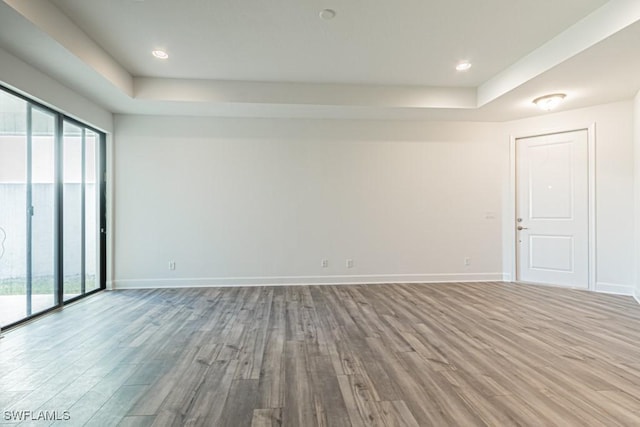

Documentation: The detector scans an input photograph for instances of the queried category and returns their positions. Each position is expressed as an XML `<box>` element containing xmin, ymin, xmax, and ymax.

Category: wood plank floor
<box><xmin>2</xmin><ymin>282</ymin><xmax>640</xmax><ymax>426</ymax></box>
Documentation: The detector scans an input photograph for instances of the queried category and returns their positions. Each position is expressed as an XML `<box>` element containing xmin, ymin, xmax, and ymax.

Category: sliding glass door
<box><xmin>0</xmin><ymin>86</ymin><xmax>105</xmax><ymax>329</ymax></box>
<box><xmin>63</xmin><ymin>121</ymin><xmax>82</xmax><ymax>300</ymax></box>
<box><xmin>62</xmin><ymin>122</ymin><xmax>101</xmax><ymax>299</ymax></box>
<box><xmin>29</xmin><ymin>107</ymin><xmax>57</xmax><ymax>314</ymax></box>
<box><xmin>85</xmin><ymin>129</ymin><xmax>100</xmax><ymax>293</ymax></box>
<box><xmin>0</xmin><ymin>90</ymin><xmax>29</xmax><ymax>326</ymax></box>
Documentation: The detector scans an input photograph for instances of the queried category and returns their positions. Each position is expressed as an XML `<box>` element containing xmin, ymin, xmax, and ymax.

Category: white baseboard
<box><xmin>112</xmin><ymin>272</ymin><xmax>505</xmax><ymax>290</ymax></box>
<box><xmin>595</xmin><ymin>282</ymin><xmax>634</xmax><ymax>296</ymax></box>
<box><xmin>634</xmin><ymin>288</ymin><xmax>640</xmax><ymax>305</ymax></box>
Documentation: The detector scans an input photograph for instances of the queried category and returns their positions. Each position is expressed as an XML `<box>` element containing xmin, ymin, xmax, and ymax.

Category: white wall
<box><xmin>114</xmin><ymin>102</ymin><xmax>636</xmax><ymax>292</ymax></box>
<box><xmin>113</xmin><ymin>115</ymin><xmax>505</xmax><ymax>288</ymax></box>
<box><xmin>503</xmin><ymin>100</ymin><xmax>635</xmax><ymax>295</ymax></box>
<box><xmin>1</xmin><ymin>41</ymin><xmax>636</xmax><ymax>295</ymax></box>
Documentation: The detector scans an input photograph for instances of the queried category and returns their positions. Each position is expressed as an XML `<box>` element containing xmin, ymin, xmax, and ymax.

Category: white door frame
<box><xmin>508</xmin><ymin>124</ymin><xmax>596</xmax><ymax>290</ymax></box>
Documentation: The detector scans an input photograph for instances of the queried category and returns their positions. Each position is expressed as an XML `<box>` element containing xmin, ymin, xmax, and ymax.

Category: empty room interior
<box><xmin>3</xmin><ymin>0</ymin><xmax>640</xmax><ymax>425</ymax></box>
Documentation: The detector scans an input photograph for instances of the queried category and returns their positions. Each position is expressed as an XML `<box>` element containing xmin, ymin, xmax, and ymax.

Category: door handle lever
<box><xmin>517</xmin><ymin>226</ymin><xmax>528</xmax><ymax>230</ymax></box>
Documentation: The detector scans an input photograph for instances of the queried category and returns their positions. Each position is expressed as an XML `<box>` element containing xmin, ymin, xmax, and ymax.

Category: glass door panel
<box><xmin>85</xmin><ymin>130</ymin><xmax>99</xmax><ymax>292</ymax></box>
<box><xmin>62</xmin><ymin>122</ymin><xmax>82</xmax><ymax>300</ymax></box>
<box><xmin>0</xmin><ymin>91</ymin><xmax>28</xmax><ymax>326</ymax></box>
<box><xmin>30</xmin><ymin>108</ymin><xmax>56</xmax><ymax>314</ymax></box>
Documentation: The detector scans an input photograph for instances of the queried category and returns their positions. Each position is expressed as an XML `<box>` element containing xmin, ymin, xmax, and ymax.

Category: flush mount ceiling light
<box><xmin>533</xmin><ymin>93</ymin><xmax>566</xmax><ymax>111</ymax></box>
<box><xmin>319</xmin><ymin>9</ymin><xmax>336</xmax><ymax>20</ymax></box>
<box><xmin>152</xmin><ymin>49</ymin><xmax>169</xmax><ymax>59</ymax></box>
<box><xmin>456</xmin><ymin>61</ymin><xmax>472</xmax><ymax>71</ymax></box>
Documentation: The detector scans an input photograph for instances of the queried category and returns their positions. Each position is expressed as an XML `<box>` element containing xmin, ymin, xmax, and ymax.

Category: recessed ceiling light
<box><xmin>319</xmin><ymin>9</ymin><xmax>336</xmax><ymax>20</ymax></box>
<box><xmin>456</xmin><ymin>61</ymin><xmax>472</xmax><ymax>71</ymax></box>
<box><xmin>533</xmin><ymin>93</ymin><xmax>566</xmax><ymax>111</ymax></box>
<box><xmin>152</xmin><ymin>50</ymin><xmax>169</xmax><ymax>59</ymax></box>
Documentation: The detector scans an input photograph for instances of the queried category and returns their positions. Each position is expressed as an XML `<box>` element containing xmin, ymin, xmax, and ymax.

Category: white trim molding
<box><xmin>594</xmin><ymin>282</ymin><xmax>634</xmax><ymax>296</ymax></box>
<box><xmin>112</xmin><ymin>273</ymin><xmax>505</xmax><ymax>289</ymax></box>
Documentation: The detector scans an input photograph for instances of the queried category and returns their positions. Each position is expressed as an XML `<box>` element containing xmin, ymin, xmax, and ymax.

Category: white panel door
<box><xmin>516</xmin><ymin>130</ymin><xmax>589</xmax><ymax>288</ymax></box>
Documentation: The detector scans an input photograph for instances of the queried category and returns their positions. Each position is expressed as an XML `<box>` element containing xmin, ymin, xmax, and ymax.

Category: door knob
<box><xmin>517</xmin><ymin>226</ymin><xmax>528</xmax><ymax>230</ymax></box>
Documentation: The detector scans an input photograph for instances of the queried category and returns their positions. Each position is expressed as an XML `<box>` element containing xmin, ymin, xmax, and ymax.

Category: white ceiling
<box><xmin>0</xmin><ymin>0</ymin><xmax>639</xmax><ymax>121</ymax></box>
<box><xmin>50</xmin><ymin>0</ymin><xmax>606</xmax><ymax>86</ymax></box>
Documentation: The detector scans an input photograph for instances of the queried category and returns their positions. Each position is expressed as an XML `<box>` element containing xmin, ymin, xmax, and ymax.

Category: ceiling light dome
<box><xmin>319</xmin><ymin>9</ymin><xmax>336</xmax><ymax>20</ymax></box>
<box><xmin>152</xmin><ymin>50</ymin><xmax>169</xmax><ymax>59</ymax></box>
<box><xmin>533</xmin><ymin>93</ymin><xmax>566</xmax><ymax>111</ymax></box>
<box><xmin>456</xmin><ymin>61</ymin><xmax>472</xmax><ymax>71</ymax></box>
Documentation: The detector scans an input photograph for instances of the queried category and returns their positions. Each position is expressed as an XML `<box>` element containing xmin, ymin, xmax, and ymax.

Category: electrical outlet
<box><xmin>464</xmin><ymin>257</ymin><xmax>471</xmax><ymax>266</ymax></box>
<box><xmin>321</xmin><ymin>259</ymin><xmax>329</xmax><ymax>268</ymax></box>
<box><xmin>169</xmin><ymin>261</ymin><xmax>176</xmax><ymax>270</ymax></box>
<box><xmin>346</xmin><ymin>259</ymin><xmax>354</xmax><ymax>268</ymax></box>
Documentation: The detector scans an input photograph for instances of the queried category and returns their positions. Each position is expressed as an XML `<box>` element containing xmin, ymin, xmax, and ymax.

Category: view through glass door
<box><xmin>63</xmin><ymin>122</ymin><xmax>101</xmax><ymax>300</ymax></box>
<box><xmin>0</xmin><ymin>87</ymin><xmax>105</xmax><ymax>328</ymax></box>
<box><xmin>0</xmin><ymin>90</ymin><xmax>29</xmax><ymax>325</ymax></box>
<box><xmin>29</xmin><ymin>107</ymin><xmax>57</xmax><ymax>314</ymax></box>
